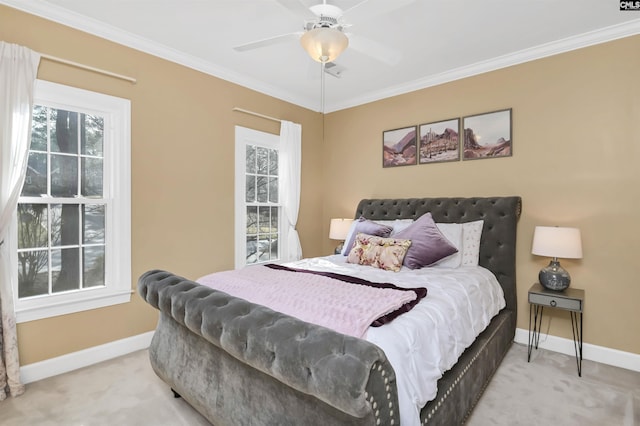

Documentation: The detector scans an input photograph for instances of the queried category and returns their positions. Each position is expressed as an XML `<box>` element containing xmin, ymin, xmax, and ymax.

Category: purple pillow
<box><xmin>393</xmin><ymin>212</ymin><xmax>458</xmax><ymax>269</ymax></box>
<box><xmin>342</xmin><ymin>217</ymin><xmax>392</xmax><ymax>256</ymax></box>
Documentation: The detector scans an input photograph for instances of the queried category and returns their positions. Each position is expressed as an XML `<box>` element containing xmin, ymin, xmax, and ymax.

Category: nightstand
<box><xmin>527</xmin><ymin>282</ymin><xmax>585</xmax><ymax>376</ymax></box>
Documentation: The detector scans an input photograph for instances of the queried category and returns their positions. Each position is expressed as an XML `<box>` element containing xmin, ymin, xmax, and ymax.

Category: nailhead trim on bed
<box><xmin>422</xmin><ymin>335</ymin><xmax>488</xmax><ymax>425</ymax></box>
<box><xmin>419</xmin><ymin>311</ymin><xmax>513</xmax><ymax>425</ymax></box>
<box><xmin>365</xmin><ymin>362</ymin><xmax>397</xmax><ymax>425</ymax></box>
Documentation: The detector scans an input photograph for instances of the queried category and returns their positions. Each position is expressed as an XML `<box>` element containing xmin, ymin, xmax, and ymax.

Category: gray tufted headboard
<box><xmin>355</xmin><ymin>197</ymin><xmax>522</xmax><ymax>314</ymax></box>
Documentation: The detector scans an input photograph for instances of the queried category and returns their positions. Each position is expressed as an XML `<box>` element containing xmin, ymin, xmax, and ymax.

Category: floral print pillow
<box><xmin>346</xmin><ymin>233</ymin><xmax>412</xmax><ymax>272</ymax></box>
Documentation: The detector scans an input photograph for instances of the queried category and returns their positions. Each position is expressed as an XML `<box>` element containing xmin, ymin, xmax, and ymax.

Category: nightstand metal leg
<box><xmin>570</xmin><ymin>311</ymin><xmax>583</xmax><ymax>377</ymax></box>
<box><xmin>528</xmin><ymin>304</ymin><xmax>543</xmax><ymax>362</ymax></box>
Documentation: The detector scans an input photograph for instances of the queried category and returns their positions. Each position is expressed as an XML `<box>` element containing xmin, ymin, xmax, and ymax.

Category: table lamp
<box><xmin>329</xmin><ymin>218</ymin><xmax>353</xmax><ymax>254</ymax></box>
<box><xmin>531</xmin><ymin>226</ymin><xmax>583</xmax><ymax>291</ymax></box>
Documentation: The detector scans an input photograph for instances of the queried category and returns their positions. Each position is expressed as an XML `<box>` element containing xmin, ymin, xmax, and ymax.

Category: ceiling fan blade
<box><xmin>274</xmin><ymin>0</ymin><xmax>317</xmax><ymax>21</ymax></box>
<box><xmin>347</xmin><ymin>34</ymin><xmax>402</xmax><ymax>66</ymax></box>
<box><xmin>233</xmin><ymin>32</ymin><xmax>302</xmax><ymax>52</ymax></box>
<box><xmin>342</xmin><ymin>0</ymin><xmax>416</xmax><ymax>26</ymax></box>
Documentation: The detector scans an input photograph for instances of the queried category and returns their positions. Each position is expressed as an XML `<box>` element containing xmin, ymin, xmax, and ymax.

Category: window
<box><xmin>235</xmin><ymin>126</ymin><xmax>284</xmax><ymax>268</ymax></box>
<box><xmin>12</xmin><ymin>80</ymin><xmax>131</xmax><ymax>323</ymax></box>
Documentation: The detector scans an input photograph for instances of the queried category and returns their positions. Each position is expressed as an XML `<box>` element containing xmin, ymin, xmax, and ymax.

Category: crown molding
<box><xmin>326</xmin><ymin>18</ymin><xmax>640</xmax><ymax>112</ymax></box>
<box><xmin>3</xmin><ymin>1</ymin><xmax>640</xmax><ymax>113</ymax></box>
<box><xmin>0</xmin><ymin>0</ymin><xmax>318</xmax><ymax>110</ymax></box>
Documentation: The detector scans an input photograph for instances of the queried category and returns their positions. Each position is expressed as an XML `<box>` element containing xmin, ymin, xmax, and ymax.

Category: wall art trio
<box><xmin>383</xmin><ymin>108</ymin><xmax>512</xmax><ymax>168</ymax></box>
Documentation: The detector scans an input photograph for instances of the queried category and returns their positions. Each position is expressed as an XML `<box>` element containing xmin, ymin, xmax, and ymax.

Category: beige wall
<box><xmin>323</xmin><ymin>35</ymin><xmax>640</xmax><ymax>355</ymax></box>
<box><xmin>2</xmin><ymin>5</ymin><xmax>639</xmax><ymax>365</ymax></box>
<box><xmin>0</xmin><ymin>5</ymin><xmax>325</xmax><ymax>365</ymax></box>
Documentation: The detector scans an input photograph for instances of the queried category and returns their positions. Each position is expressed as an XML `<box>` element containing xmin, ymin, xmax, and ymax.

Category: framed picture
<box><xmin>462</xmin><ymin>109</ymin><xmax>512</xmax><ymax>160</ymax></box>
<box><xmin>418</xmin><ymin>118</ymin><xmax>460</xmax><ymax>164</ymax></box>
<box><xmin>383</xmin><ymin>125</ymin><xmax>417</xmax><ymax>167</ymax></box>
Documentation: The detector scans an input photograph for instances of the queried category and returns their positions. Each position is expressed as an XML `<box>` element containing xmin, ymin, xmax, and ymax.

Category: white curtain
<box><xmin>280</xmin><ymin>120</ymin><xmax>302</xmax><ymax>261</ymax></box>
<box><xmin>0</xmin><ymin>42</ymin><xmax>41</xmax><ymax>400</ymax></box>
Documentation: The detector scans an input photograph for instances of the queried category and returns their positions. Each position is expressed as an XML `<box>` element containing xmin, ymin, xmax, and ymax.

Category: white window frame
<box><xmin>234</xmin><ymin>126</ymin><xmax>286</xmax><ymax>269</ymax></box>
<box><xmin>11</xmin><ymin>80</ymin><xmax>131</xmax><ymax>323</ymax></box>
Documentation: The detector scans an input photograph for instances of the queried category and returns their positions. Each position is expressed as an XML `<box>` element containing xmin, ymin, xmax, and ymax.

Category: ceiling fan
<box><xmin>233</xmin><ymin>0</ymin><xmax>413</xmax><ymax>69</ymax></box>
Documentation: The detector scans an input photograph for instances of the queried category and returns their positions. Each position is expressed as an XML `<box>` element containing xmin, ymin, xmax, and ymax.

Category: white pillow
<box><xmin>461</xmin><ymin>220</ymin><xmax>484</xmax><ymax>266</ymax></box>
<box><xmin>433</xmin><ymin>223</ymin><xmax>463</xmax><ymax>268</ymax></box>
<box><xmin>374</xmin><ymin>219</ymin><xmax>414</xmax><ymax>236</ymax></box>
<box><xmin>340</xmin><ymin>221</ymin><xmax>359</xmax><ymax>255</ymax></box>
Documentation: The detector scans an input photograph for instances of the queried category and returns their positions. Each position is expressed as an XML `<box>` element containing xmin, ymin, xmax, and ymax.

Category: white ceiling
<box><xmin>4</xmin><ymin>0</ymin><xmax>640</xmax><ymax>112</ymax></box>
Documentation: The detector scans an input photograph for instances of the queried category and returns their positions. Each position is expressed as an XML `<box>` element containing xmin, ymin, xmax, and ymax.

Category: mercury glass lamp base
<box><xmin>334</xmin><ymin>242</ymin><xmax>344</xmax><ymax>255</ymax></box>
<box><xmin>539</xmin><ymin>259</ymin><xmax>571</xmax><ymax>291</ymax></box>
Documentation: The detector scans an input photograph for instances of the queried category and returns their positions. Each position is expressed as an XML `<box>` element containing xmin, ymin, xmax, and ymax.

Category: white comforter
<box><xmin>284</xmin><ymin>255</ymin><xmax>505</xmax><ymax>426</ymax></box>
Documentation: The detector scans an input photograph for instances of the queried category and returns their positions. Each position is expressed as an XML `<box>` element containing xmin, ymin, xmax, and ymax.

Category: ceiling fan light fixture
<box><xmin>300</xmin><ymin>27</ymin><xmax>348</xmax><ymax>63</ymax></box>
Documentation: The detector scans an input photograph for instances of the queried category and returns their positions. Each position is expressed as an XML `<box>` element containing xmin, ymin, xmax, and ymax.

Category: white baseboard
<box><xmin>20</xmin><ymin>331</ymin><xmax>155</xmax><ymax>384</ymax></box>
<box><xmin>514</xmin><ymin>328</ymin><xmax>640</xmax><ymax>372</ymax></box>
<box><xmin>19</xmin><ymin>328</ymin><xmax>640</xmax><ymax>384</ymax></box>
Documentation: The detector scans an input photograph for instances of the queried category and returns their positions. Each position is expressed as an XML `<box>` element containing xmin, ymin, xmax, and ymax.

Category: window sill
<box><xmin>15</xmin><ymin>289</ymin><xmax>132</xmax><ymax>323</ymax></box>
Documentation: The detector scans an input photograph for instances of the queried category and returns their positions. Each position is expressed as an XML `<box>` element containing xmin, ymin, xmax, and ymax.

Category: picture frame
<box><xmin>383</xmin><ymin>125</ymin><xmax>417</xmax><ymax>168</ymax></box>
<box><xmin>462</xmin><ymin>109</ymin><xmax>512</xmax><ymax>160</ymax></box>
<box><xmin>418</xmin><ymin>118</ymin><xmax>460</xmax><ymax>164</ymax></box>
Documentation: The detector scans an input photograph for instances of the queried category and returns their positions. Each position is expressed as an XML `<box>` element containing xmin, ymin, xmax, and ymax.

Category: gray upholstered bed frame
<box><xmin>138</xmin><ymin>196</ymin><xmax>521</xmax><ymax>425</ymax></box>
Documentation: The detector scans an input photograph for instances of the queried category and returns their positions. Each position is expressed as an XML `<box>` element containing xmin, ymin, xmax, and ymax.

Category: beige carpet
<box><xmin>2</xmin><ymin>343</ymin><xmax>638</xmax><ymax>425</ymax></box>
<box><xmin>467</xmin><ymin>344</ymin><xmax>639</xmax><ymax>426</ymax></box>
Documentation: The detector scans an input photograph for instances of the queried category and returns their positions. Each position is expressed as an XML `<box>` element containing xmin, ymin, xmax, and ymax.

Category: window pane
<box><xmin>258</xmin><ymin>236</ymin><xmax>271</xmax><ymax>261</ymax></box>
<box><xmin>22</xmin><ymin>152</ymin><xmax>48</xmax><ymax>197</ymax></box>
<box><xmin>258</xmin><ymin>206</ymin><xmax>271</xmax><ymax>233</ymax></box>
<box><xmin>245</xmin><ymin>175</ymin><xmax>255</xmax><ymax>202</ymax></box>
<box><xmin>269</xmin><ymin>149</ymin><xmax>278</xmax><ymax>175</ymax></box>
<box><xmin>51</xmin><ymin>109</ymin><xmax>78</xmax><ymax>154</ymax></box>
<box><xmin>83</xmin><ymin>246</ymin><xmax>105</xmax><ymax>288</ymax></box>
<box><xmin>81</xmin><ymin>157</ymin><xmax>103</xmax><ymax>197</ymax></box>
<box><xmin>18</xmin><ymin>250</ymin><xmax>49</xmax><ymax>298</ymax></box>
<box><xmin>31</xmin><ymin>105</ymin><xmax>48</xmax><ymax>151</ymax></box>
<box><xmin>51</xmin><ymin>204</ymin><xmax>80</xmax><ymax>247</ymax></box>
<box><xmin>270</xmin><ymin>233</ymin><xmax>278</xmax><ymax>259</ymax></box>
<box><xmin>246</xmin><ymin>145</ymin><xmax>256</xmax><ymax>174</ymax></box>
<box><xmin>256</xmin><ymin>176</ymin><xmax>268</xmax><ymax>202</ymax></box>
<box><xmin>51</xmin><ymin>154</ymin><xmax>78</xmax><ymax>197</ymax></box>
<box><xmin>268</xmin><ymin>177</ymin><xmax>278</xmax><ymax>203</ymax></box>
<box><xmin>18</xmin><ymin>204</ymin><xmax>48</xmax><ymax>249</ymax></box>
<box><xmin>83</xmin><ymin>204</ymin><xmax>105</xmax><ymax>244</ymax></box>
<box><xmin>81</xmin><ymin>114</ymin><xmax>104</xmax><ymax>156</ymax></box>
<box><xmin>246</xmin><ymin>236</ymin><xmax>257</xmax><ymax>264</ymax></box>
<box><xmin>52</xmin><ymin>248</ymin><xmax>80</xmax><ymax>293</ymax></box>
<box><xmin>246</xmin><ymin>206</ymin><xmax>257</xmax><ymax>235</ymax></box>
<box><xmin>257</xmin><ymin>147</ymin><xmax>268</xmax><ymax>174</ymax></box>
<box><xmin>270</xmin><ymin>207</ymin><xmax>278</xmax><ymax>231</ymax></box>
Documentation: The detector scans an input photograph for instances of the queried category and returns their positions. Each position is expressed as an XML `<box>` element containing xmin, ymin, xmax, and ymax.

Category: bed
<box><xmin>138</xmin><ymin>196</ymin><xmax>521</xmax><ymax>425</ymax></box>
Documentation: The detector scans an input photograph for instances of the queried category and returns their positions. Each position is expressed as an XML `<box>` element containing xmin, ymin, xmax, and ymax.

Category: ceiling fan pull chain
<box><xmin>320</xmin><ymin>61</ymin><xmax>325</xmax><ymax>113</ymax></box>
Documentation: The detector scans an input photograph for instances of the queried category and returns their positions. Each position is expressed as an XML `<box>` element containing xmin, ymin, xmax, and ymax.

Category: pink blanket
<box><xmin>197</xmin><ymin>265</ymin><xmax>421</xmax><ymax>338</ymax></box>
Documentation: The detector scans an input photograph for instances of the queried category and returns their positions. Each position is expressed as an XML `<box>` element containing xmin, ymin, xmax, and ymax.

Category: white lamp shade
<box><xmin>300</xmin><ymin>27</ymin><xmax>349</xmax><ymax>63</ymax></box>
<box><xmin>329</xmin><ymin>218</ymin><xmax>353</xmax><ymax>240</ymax></box>
<box><xmin>531</xmin><ymin>226</ymin><xmax>583</xmax><ymax>259</ymax></box>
